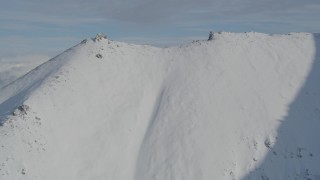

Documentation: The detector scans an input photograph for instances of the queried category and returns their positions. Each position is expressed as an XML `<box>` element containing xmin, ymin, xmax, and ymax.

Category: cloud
<box><xmin>0</xmin><ymin>0</ymin><xmax>319</xmax><ymax>58</ymax></box>
<box><xmin>0</xmin><ymin>54</ymin><xmax>49</xmax><ymax>88</ymax></box>
<box><xmin>3</xmin><ymin>0</ymin><xmax>320</xmax><ymax>28</ymax></box>
<box><xmin>0</xmin><ymin>36</ymin><xmax>80</xmax><ymax>57</ymax></box>
<box><xmin>0</xmin><ymin>11</ymin><xmax>105</xmax><ymax>26</ymax></box>
<box><xmin>96</xmin><ymin>0</ymin><xmax>320</xmax><ymax>29</ymax></box>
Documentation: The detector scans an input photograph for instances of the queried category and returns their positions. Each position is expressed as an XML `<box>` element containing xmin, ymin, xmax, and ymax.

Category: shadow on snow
<box><xmin>243</xmin><ymin>34</ymin><xmax>320</xmax><ymax>179</ymax></box>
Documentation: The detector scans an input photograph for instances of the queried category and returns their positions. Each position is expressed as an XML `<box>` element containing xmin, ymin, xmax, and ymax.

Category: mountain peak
<box><xmin>94</xmin><ymin>33</ymin><xmax>107</xmax><ymax>42</ymax></box>
<box><xmin>0</xmin><ymin>33</ymin><xmax>320</xmax><ymax>179</ymax></box>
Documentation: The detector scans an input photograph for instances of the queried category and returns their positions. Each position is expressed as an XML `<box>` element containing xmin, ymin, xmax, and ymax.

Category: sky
<box><xmin>1</xmin><ymin>0</ymin><xmax>320</xmax><ymax>60</ymax></box>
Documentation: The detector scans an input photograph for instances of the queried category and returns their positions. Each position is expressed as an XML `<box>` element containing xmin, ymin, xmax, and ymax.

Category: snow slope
<box><xmin>0</xmin><ymin>32</ymin><xmax>319</xmax><ymax>180</ymax></box>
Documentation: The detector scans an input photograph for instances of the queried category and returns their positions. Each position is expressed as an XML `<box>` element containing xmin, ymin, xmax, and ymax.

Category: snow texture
<box><xmin>0</xmin><ymin>32</ymin><xmax>320</xmax><ymax>180</ymax></box>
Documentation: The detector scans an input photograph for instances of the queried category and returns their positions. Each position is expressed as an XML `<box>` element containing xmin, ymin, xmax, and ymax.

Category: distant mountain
<box><xmin>0</xmin><ymin>33</ymin><xmax>319</xmax><ymax>180</ymax></box>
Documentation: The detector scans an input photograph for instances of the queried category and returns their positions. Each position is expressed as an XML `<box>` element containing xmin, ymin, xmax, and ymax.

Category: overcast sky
<box><xmin>1</xmin><ymin>0</ymin><xmax>320</xmax><ymax>59</ymax></box>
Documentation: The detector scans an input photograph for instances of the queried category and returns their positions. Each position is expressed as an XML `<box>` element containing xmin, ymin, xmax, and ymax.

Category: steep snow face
<box><xmin>0</xmin><ymin>33</ymin><xmax>319</xmax><ymax>180</ymax></box>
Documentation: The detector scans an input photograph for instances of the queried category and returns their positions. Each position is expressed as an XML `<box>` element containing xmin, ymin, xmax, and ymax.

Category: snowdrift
<box><xmin>0</xmin><ymin>32</ymin><xmax>319</xmax><ymax>180</ymax></box>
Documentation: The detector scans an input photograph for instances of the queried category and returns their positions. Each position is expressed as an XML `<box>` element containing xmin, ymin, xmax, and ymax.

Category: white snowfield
<box><xmin>0</xmin><ymin>32</ymin><xmax>319</xmax><ymax>180</ymax></box>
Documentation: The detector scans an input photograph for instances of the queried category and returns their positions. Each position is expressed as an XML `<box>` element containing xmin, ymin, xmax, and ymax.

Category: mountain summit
<box><xmin>0</xmin><ymin>33</ymin><xmax>320</xmax><ymax>180</ymax></box>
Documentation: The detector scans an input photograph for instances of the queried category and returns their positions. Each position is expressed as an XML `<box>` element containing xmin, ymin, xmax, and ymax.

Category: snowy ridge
<box><xmin>0</xmin><ymin>33</ymin><xmax>319</xmax><ymax>180</ymax></box>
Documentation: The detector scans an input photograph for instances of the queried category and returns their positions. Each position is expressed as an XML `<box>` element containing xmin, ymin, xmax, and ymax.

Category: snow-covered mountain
<box><xmin>0</xmin><ymin>32</ymin><xmax>319</xmax><ymax>180</ymax></box>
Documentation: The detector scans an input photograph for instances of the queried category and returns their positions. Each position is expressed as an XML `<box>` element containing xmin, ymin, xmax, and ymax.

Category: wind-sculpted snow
<box><xmin>0</xmin><ymin>33</ymin><xmax>319</xmax><ymax>180</ymax></box>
